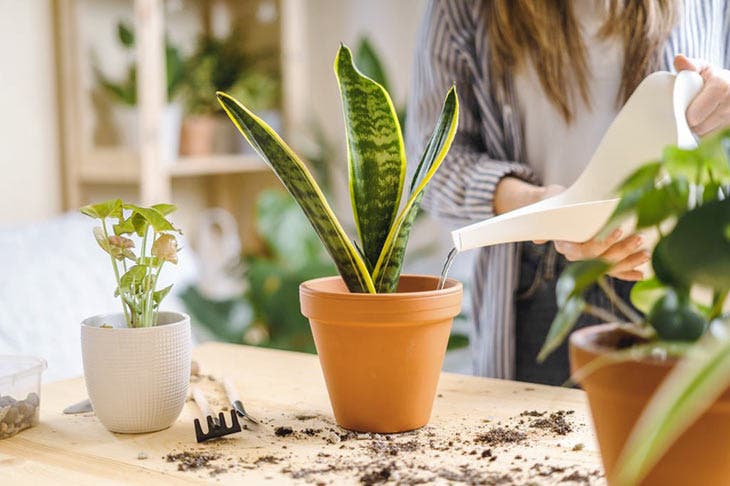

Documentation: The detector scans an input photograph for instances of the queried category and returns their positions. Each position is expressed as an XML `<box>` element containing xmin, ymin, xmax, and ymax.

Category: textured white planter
<box><xmin>80</xmin><ymin>312</ymin><xmax>191</xmax><ymax>433</ymax></box>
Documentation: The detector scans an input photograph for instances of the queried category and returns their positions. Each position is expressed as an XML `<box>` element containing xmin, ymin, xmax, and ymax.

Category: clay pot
<box><xmin>300</xmin><ymin>275</ymin><xmax>462</xmax><ymax>433</ymax></box>
<box><xmin>179</xmin><ymin>115</ymin><xmax>217</xmax><ymax>156</ymax></box>
<box><xmin>570</xmin><ymin>324</ymin><xmax>730</xmax><ymax>485</ymax></box>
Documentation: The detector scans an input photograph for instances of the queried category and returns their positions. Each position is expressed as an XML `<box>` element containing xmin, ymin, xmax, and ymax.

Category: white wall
<box><xmin>0</xmin><ymin>0</ymin><xmax>61</xmax><ymax>224</ymax></box>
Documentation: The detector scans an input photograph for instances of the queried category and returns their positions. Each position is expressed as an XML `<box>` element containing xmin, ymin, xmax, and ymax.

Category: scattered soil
<box><xmin>274</xmin><ymin>426</ymin><xmax>293</xmax><ymax>437</ymax></box>
<box><xmin>475</xmin><ymin>427</ymin><xmax>527</xmax><ymax>446</ymax></box>
<box><xmin>158</xmin><ymin>405</ymin><xmax>599</xmax><ymax>484</ymax></box>
<box><xmin>164</xmin><ymin>451</ymin><xmax>224</xmax><ymax>475</ymax></box>
<box><xmin>530</xmin><ymin>410</ymin><xmax>574</xmax><ymax>436</ymax></box>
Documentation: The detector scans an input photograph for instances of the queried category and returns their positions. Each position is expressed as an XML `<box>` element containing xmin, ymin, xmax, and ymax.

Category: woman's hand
<box><xmin>554</xmin><ymin>229</ymin><xmax>650</xmax><ymax>281</ymax></box>
<box><xmin>674</xmin><ymin>55</ymin><xmax>730</xmax><ymax>136</ymax></box>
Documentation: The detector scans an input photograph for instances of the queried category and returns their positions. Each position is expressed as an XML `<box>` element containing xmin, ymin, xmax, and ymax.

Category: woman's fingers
<box><xmin>674</xmin><ymin>55</ymin><xmax>730</xmax><ymax>136</ymax></box>
<box><xmin>554</xmin><ymin>229</ymin><xmax>623</xmax><ymax>261</ymax></box>
<box><xmin>599</xmin><ymin>234</ymin><xmax>643</xmax><ymax>263</ymax></box>
<box><xmin>609</xmin><ymin>249</ymin><xmax>651</xmax><ymax>274</ymax></box>
<box><xmin>610</xmin><ymin>269</ymin><xmax>645</xmax><ymax>282</ymax></box>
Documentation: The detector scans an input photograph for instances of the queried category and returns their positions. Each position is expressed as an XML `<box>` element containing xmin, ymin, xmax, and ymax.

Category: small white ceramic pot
<box><xmin>80</xmin><ymin>312</ymin><xmax>191</xmax><ymax>434</ymax></box>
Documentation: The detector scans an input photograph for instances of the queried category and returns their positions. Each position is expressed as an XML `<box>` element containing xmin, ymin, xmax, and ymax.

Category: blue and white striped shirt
<box><xmin>406</xmin><ymin>0</ymin><xmax>730</xmax><ymax>379</ymax></box>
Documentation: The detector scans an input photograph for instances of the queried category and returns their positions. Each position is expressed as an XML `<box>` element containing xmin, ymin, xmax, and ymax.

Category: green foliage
<box><xmin>94</xmin><ymin>21</ymin><xmax>185</xmax><ymax>106</ymax></box>
<box><xmin>179</xmin><ymin>32</ymin><xmax>280</xmax><ymax>116</ymax></box>
<box><xmin>219</xmin><ymin>44</ymin><xmax>459</xmax><ymax>293</ymax></box>
<box><xmin>539</xmin><ymin>128</ymin><xmax>730</xmax><ymax>482</ymax></box>
<box><xmin>80</xmin><ymin>199</ymin><xmax>181</xmax><ymax>328</ymax></box>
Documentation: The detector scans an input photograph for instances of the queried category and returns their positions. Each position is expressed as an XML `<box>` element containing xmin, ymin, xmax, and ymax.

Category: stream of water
<box><xmin>437</xmin><ymin>247</ymin><xmax>458</xmax><ymax>290</ymax></box>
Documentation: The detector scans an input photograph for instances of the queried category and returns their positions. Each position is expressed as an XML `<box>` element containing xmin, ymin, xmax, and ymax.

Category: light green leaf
<box><xmin>124</xmin><ymin>204</ymin><xmax>178</xmax><ymax>234</ymax></box>
<box><xmin>335</xmin><ymin>44</ymin><xmax>406</xmax><ymax>269</ymax></box>
<box><xmin>612</xmin><ymin>331</ymin><xmax>730</xmax><ymax>485</ymax></box>
<box><xmin>630</xmin><ymin>277</ymin><xmax>666</xmax><ymax>314</ymax></box>
<box><xmin>217</xmin><ymin>91</ymin><xmax>375</xmax><ymax>293</ymax></box>
<box><xmin>555</xmin><ymin>259</ymin><xmax>612</xmax><ymax>308</ymax></box>
<box><xmin>151</xmin><ymin>203</ymin><xmax>177</xmax><ymax>215</ymax></box>
<box><xmin>92</xmin><ymin>227</ymin><xmax>111</xmax><ymax>253</ymax></box>
<box><xmin>635</xmin><ymin>178</ymin><xmax>689</xmax><ymax>229</ymax></box>
<box><xmin>80</xmin><ymin>199</ymin><xmax>122</xmax><ymax>219</ymax></box>
<box><xmin>371</xmin><ymin>86</ymin><xmax>459</xmax><ymax>292</ymax></box>
<box><xmin>119</xmin><ymin>265</ymin><xmax>147</xmax><ymax>290</ymax></box>
<box><xmin>153</xmin><ymin>284</ymin><xmax>173</xmax><ymax>306</ymax></box>
<box><xmin>537</xmin><ymin>296</ymin><xmax>586</xmax><ymax>363</ymax></box>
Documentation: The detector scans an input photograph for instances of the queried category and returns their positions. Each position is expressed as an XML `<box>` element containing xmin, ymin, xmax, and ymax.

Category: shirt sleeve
<box><xmin>405</xmin><ymin>0</ymin><xmax>534</xmax><ymax>224</ymax></box>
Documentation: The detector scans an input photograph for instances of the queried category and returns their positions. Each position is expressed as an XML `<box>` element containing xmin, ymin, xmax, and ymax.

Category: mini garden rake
<box><xmin>191</xmin><ymin>386</ymin><xmax>241</xmax><ymax>443</ymax></box>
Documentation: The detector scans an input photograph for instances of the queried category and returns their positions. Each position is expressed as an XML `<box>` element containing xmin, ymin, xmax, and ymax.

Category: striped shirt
<box><xmin>406</xmin><ymin>0</ymin><xmax>730</xmax><ymax>379</ymax></box>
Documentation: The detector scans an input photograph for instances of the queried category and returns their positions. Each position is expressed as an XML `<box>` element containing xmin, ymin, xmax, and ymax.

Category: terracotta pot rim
<box><xmin>300</xmin><ymin>274</ymin><xmax>462</xmax><ymax>300</ymax></box>
<box><xmin>570</xmin><ymin>323</ymin><xmax>677</xmax><ymax>369</ymax></box>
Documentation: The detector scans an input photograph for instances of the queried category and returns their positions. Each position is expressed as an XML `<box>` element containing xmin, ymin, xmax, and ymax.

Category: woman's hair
<box><xmin>486</xmin><ymin>0</ymin><xmax>679</xmax><ymax>121</ymax></box>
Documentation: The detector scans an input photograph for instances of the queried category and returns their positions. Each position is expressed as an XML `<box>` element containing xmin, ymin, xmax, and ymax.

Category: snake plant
<box><xmin>218</xmin><ymin>44</ymin><xmax>458</xmax><ymax>293</ymax></box>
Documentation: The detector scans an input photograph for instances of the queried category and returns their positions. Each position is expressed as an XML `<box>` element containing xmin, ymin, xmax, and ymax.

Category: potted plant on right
<box><xmin>79</xmin><ymin>199</ymin><xmax>191</xmax><ymax>434</ymax></box>
<box><xmin>537</xmin><ymin>128</ymin><xmax>730</xmax><ymax>485</ymax></box>
<box><xmin>218</xmin><ymin>44</ymin><xmax>462</xmax><ymax>433</ymax></box>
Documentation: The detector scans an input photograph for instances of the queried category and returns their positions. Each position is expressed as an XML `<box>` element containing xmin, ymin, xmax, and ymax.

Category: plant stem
<box><xmin>102</xmin><ymin>220</ymin><xmax>131</xmax><ymax>326</ymax></box>
<box><xmin>709</xmin><ymin>289</ymin><xmax>729</xmax><ymax>321</ymax></box>
<box><xmin>584</xmin><ymin>304</ymin><xmax>624</xmax><ymax>323</ymax></box>
<box><xmin>597</xmin><ymin>277</ymin><xmax>643</xmax><ymax>325</ymax></box>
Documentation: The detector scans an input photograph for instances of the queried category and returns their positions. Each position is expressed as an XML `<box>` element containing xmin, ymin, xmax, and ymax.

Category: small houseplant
<box><xmin>79</xmin><ymin>199</ymin><xmax>191</xmax><ymax>433</ymax></box>
<box><xmin>539</xmin><ymin>128</ymin><xmax>730</xmax><ymax>485</ymax></box>
<box><xmin>94</xmin><ymin>21</ymin><xmax>185</xmax><ymax>161</ymax></box>
<box><xmin>218</xmin><ymin>44</ymin><xmax>461</xmax><ymax>433</ymax></box>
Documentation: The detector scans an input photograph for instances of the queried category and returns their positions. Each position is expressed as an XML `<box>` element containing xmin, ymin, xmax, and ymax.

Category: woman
<box><xmin>407</xmin><ymin>0</ymin><xmax>730</xmax><ymax>385</ymax></box>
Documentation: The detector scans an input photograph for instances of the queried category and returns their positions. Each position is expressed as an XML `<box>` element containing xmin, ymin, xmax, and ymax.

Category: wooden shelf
<box><xmin>170</xmin><ymin>154</ymin><xmax>267</xmax><ymax>177</ymax></box>
<box><xmin>79</xmin><ymin>150</ymin><xmax>268</xmax><ymax>184</ymax></box>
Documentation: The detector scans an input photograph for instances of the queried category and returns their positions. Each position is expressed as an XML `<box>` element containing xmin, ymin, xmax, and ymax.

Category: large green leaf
<box><xmin>217</xmin><ymin>91</ymin><xmax>375</xmax><ymax>293</ymax></box>
<box><xmin>335</xmin><ymin>44</ymin><xmax>406</xmax><ymax>269</ymax></box>
<box><xmin>371</xmin><ymin>86</ymin><xmax>459</xmax><ymax>292</ymax></box>
<box><xmin>555</xmin><ymin>259</ymin><xmax>612</xmax><ymax>307</ymax></box>
<box><xmin>537</xmin><ymin>296</ymin><xmax>586</xmax><ymax>363</ymax></box>
<box><xmin>657</xmin><ymin>198</ymin><xmax>730</xmax><ymax>291</ymax></box>
<box><xmin>612</xmin><ymin>328</ymin><xmax>730</xmax><ymax>485</ymax></box>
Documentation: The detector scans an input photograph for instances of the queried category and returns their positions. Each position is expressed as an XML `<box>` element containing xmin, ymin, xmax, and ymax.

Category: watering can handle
<box><xmin>673</xmin><ymin>70</ymin><xmax>704</xmax><ymax>149</ymax></box>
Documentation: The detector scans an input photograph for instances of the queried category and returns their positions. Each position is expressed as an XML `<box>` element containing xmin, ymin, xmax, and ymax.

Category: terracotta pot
<box><xmin>179</xmin><ymin>115</ymin><xmax>217</xmax><ymax>156</ymax></box>
<box><xmin>570</xmin><ymin>324</ymin><xmax>730</xmax><ymax>485</ymax></box>
<box><xmin>300</xmin><ymin>274</ymin><xmax>462</xmax><ymax>433</ymax></box>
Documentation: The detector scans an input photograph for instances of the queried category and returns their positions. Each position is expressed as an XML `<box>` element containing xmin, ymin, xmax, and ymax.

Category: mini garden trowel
<box><xmin>451</xmin><ymin>70</ymin><xmax>704</xmax><ymax>252</ymax></box>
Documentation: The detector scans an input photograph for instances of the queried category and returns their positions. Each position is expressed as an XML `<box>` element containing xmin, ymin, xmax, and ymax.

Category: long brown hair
<box><xmin>486</xmin><ymin>0</ymin><xmax>679</xmax><ymax>121</ymax></box>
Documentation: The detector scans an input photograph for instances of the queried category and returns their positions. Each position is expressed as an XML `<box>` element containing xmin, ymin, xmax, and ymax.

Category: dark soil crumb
<box><xmin>572</xmin><ymin>443</ymin><xmax>585</xmax><ymax>451</ymax></box>
<box><xmin>530</xmin><ymin>410</ymin><xmax>574</xmax><ymax>435</ymax></box>
<box><xmin>274</xmin><ymin>426</ymin><xmax>294</xmax><ymax>437</ymax></box>
<box><xmin>165</xmin><ymin>451</ymin><xmax>223</xmax><ymax>474</ymax></box>
<box><xmin>295</xmin><ymin>414</ymin><xmax>318</xmax><ymax>421</ymax></box>
<box><xmin>254</xmin><ymin>455</ymin><xmax>281</xmax><ymax>465</ymax></box>
<box><xmin>360</xmin><ymin>464</ymin><xmax>393</xmax><ymax>485</ymax></box>
<box><xmin>520</xmin><ymin>410</ymin><xmax>546</xmax><ymax>417</ymax></box>
<box><xmin>475</xmin><ymin>427</ymin><xmax>527</xmax><ymax>446</ymax></box>
<box><xmin>302</xmin><ymin>427</ymin><xmax>322</xmax><ymax>437</ymax></box>
<box><xmin>562</xmin><ymin>470</ymin><xmax>592</xmax><ymax>483</ymax></box>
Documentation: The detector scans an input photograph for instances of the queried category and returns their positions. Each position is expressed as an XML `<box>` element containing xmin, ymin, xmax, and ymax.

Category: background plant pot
<box><xmin>570</xmin><ymin>324</ymin><xmax>730</xmax><ymax>486</ymax></box>
<box><xmin>300</xmin><ymin>275</ymin><xmax>462</xmax><ymax>433</ymax></box>
<box><xmin>81</xmin><ymin>312</ymin><xmax>191</xmax><ymax>434</ymax></box>
<box><xmin>179</xmin><ymin>114</ymin><xmax>217</xmax><ymax>156</ymax></box>
<box><xmin>112</xmin><ymin>103</ymin><xmax>182</xmax><ymax>163</ymax></box>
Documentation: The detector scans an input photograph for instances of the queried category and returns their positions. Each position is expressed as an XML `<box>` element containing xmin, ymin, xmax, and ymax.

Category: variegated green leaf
<box><xmin>371</xmin><ymin>86</ymin><xmax>458</xmax><ymax>292</ymax></box>
<box><xmin>335</xmin><ymin>44</ymin><xmax>406</xmax><ymax>269</ymax></box>
<box><xmin>217</xmin><ymin>91</ymin><xmax>375</xmax><ymax>293</ymax></box>
<box><xmin>612</xmin><ymin>331</ymin><xmax>730</xmax><ymax>485</ymax></box>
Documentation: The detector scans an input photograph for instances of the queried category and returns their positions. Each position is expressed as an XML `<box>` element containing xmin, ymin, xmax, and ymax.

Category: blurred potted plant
<box><xmin>539</xmin><ymin>128</ymin><xmax>730</xmax><ymax>485</ymax></box>
<box><xmin>218</xmin><ymin>44</ymin><xmax>461</xmax><ymax>433</ymax></box>
<box><xmin>178</xmin><ymin>32</ymin><xmax>279</xmax><ymax>156</ymax></box>
<box><xmin>94</xmin><ymin>21</ymin><xmax>185</xmax><ymax>162</ymax></box>
<box><xmin>79</xmin><ymin>199</ymin><xmax>190</xmax><ymax>434</ymax></box>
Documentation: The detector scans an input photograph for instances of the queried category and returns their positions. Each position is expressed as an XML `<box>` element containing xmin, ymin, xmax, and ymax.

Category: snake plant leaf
<box><xmin>612</xmin><ymin>330</ymin><xmax>730</xmax><ymax>485</ymax></box>
<box><xmin>371</xmin><ymin>86</ymin><xmax>459</xmax><ymax>292</ymax></box>
<box><xmin>217</xmin><ymin>91</ymin><xmax>375</xmax><ymax>293</ymax></box>
<box><xmin>335</xmin><ymin>44</ymin><xmax>406</xmax><ymax>269</ymax></box>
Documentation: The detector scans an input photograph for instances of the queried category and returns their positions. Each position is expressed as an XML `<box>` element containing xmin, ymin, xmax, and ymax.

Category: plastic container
<box><xmin>0</xmin><ymin>356</ymin><xmax>46</xmax><ymax>439</ymax></box>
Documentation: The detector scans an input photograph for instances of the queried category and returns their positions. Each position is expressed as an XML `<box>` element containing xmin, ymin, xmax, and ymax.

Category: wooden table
<box><xmin>0</xmin><ymin>343</ymin><xmax>605</xmax><ymax>484</ymax></box>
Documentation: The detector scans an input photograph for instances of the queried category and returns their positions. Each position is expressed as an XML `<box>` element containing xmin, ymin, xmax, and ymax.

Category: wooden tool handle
<box><xmin>222</xmin><ymin>377</ymin><xmax>241</xmax><ymax>404</ymax></box>
<box><xmin>191</xmin><ymin>387</ymin><xmax>213</xmax><ymax>418</ymax></box>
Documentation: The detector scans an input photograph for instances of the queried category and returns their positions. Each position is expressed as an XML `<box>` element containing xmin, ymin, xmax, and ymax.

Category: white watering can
<box><xmin>451</xmin><ymin>70</ymin><xmax>704</xmax><ymax>252</ymax></box>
